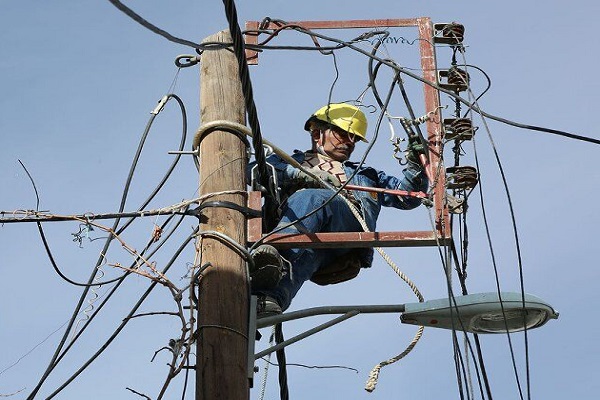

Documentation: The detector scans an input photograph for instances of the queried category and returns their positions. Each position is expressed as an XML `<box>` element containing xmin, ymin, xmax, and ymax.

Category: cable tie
<box><xmin>189</xmin><ymin>201</ymin><xmax>261</xmax><ymax>220</ymax></box>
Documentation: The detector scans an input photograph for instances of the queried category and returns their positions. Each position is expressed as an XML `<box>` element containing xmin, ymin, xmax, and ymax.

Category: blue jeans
<box><xmin>258</xmin><ymin>189</ymin><xmax>363</xmax><ymax>311</ymax></box>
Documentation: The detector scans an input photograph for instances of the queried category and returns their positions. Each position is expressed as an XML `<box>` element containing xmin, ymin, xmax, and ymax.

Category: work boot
<box><xmin>250</xmin><ymin>245</ymin><xmax>283</xmax><ymax>291</ymax></box>
<box><xmin>256</xmin><ymin>295</ymin><xmax>282</xmax><ymax>318</ymax></box>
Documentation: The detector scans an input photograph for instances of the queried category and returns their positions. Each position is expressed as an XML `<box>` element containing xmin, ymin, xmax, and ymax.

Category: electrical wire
<box><xmin>270</xmin><ymin>23</ymin><xmax>600</xmax><ymax>146</ymax></box>
<box><xmin>70</xmin><ymin>11</ymin><xmax>565</xmax><ymax>398</ymax></box>
<box><xmin>444</xmin><ymin>58</ymin><xmax>495</xmax><ymax>399</ymax></box>
<box><xmin>50</xmin><ymin>212</ymin><xmax>187</xmax><ymax>371</ymax></box>
<box><xmin>107</xmin><ymin>0</ymin><xmax>202</xmax><ymax>48</ymax></box>
<box><xmin>44</xmin><ymin>230</ymin><xmax>197</xmax><ymax>399</ymax></box>
<box><xmin>104</xmin><ymin>7</ymin><xmax>599</xmax><ymax>145</ymax></box>
<box><xmin>470</xmin><ymin>137</ymin><xmax>524</xmax><ymax>400</ymax></box>
<box><xmin>28</xmin><ymin>93</ymin><xmax>188</xmax><ymax>399</ymax></box>
<box><xmin>452</xmin><ymin>44</ymin><xmax>532</xmax><ymax>399</ymax></box>
<box><xmin>221</xmin><ymin>0</ymin><xmax>280</xmax><ymax>231</ymax></box>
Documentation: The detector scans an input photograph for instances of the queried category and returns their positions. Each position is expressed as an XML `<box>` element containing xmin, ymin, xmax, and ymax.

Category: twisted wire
<box><xmin>221</xmin><ymin>0</ymin><xmax>279</xmax><ymax>228</ymax></box>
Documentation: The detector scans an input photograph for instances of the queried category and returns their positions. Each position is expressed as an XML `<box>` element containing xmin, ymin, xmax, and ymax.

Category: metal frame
<box><xmin>245</xmin><ymin>18</ymin><xmax>449</xmax><ymax>247</ymax></box>
<box><xmin>248</xmin><ymin>295</ymin><xmax>407</xmax><ymax>382</ymax></box>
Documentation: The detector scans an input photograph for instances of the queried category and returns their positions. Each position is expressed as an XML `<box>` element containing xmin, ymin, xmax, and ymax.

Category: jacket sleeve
<box><xmin>246</xmin><ymin>153</ymin><xmax>302</xmax><ymax>193</ymax></box>
<box><xmin>378</xmin><ymin>162</ymin><xmax>428</xmax><ymax>210</ymax></box>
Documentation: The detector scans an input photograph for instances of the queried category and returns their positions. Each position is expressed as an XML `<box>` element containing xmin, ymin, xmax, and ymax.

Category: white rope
<box><xmin>243</xmin><ymin>128</ymin><xmax>428</xmax><ymax>392</ymax></box>
<box><xmin>329</xmin><ymin>176</ymin><xmax>426</xmax><ymax>393</ymax></box>
<box><xmin>258</xmin><ymin>326</ymin><xmax>276</xmax><ymax>400</ymax></box>
<box><xmin>364</xmin><ymin>325</ymin><xmax>425</xmax><ymax>392</ymax></box>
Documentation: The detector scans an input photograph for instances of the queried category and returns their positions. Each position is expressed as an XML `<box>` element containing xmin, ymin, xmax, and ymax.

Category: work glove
<box><xmin>293</xmin><ymin>169</ymin><xmax>341</xmax><ymax>189</ymax></box>
<box><xmin>405</xmin><ymin>135</ymin><xmax>427</xmax><ymax>165</ymax></box>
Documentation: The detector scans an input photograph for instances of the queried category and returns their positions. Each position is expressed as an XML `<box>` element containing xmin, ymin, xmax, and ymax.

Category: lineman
<box><xmin>250</xmin><ymin>103</ymin><xmax>428</xmax><ymax>315</ymax></box>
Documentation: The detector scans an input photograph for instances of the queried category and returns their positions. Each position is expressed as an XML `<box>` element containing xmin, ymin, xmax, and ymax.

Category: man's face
<box><xmin>317</xmin><ymin>125</ymin><xmax>359</xmax><ymax>161</ymax></box>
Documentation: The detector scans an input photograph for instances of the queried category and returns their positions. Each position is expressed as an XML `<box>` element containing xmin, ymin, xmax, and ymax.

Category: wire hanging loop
<box><xmin>175</xmin><ymin>54</ymin><xmax>201</xmax><ymax>68</ymax></box>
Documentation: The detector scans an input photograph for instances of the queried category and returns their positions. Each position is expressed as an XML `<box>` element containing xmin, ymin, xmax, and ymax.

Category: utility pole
<box><xmin>196</xmin><ymin>30</ymin><xmax>249</xmax><ymax>400</ymax></box>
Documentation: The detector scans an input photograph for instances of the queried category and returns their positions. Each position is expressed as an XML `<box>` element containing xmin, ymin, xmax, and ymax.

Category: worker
<box><xmin>249</xmin><ymin>103</ymin><xmax>428</xmax><ymax>316</ymax></box>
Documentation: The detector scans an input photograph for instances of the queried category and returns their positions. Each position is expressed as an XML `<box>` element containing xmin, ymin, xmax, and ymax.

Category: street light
<box><xmin>400</xmin><ymin>292</ymin><xmax>559</xmax><ymax>333</ymax></box>
<box><xmin>251</xmin><ymin>292</ymin><xmax>558</xmax><ymax>379</ymax></box>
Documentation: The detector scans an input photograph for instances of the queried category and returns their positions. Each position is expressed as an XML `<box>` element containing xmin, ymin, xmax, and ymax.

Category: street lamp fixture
<box><xmin>251</xmin><ymin>292</ymin><xmax>558</xmax><ymax>381</ymax></box>
<box><xmin>400</xmin><ymin>292</ymin><xmax>559</xmax><ymax>334</ymax></box>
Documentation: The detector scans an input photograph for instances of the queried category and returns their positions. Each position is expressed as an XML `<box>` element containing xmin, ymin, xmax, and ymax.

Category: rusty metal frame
<box><xmin>245</xmin><ymin>18</ymin><xmax>450</xmax><ymax>248</ymax></box>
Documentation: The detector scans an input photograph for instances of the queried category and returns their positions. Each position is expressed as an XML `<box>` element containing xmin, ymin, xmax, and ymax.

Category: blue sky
<box><xmin>1</xmin><ymin>1</ymin><xmax>599</xmax><ymax>399</ymax></box>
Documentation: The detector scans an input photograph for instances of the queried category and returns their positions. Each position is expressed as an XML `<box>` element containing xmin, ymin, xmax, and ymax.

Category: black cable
<box><xmin>472</xmin><ymin>139</ymin><xmax>525</xmax><ymax>400</ymax></box>
<box><xmin>476</xmin><ymin>128</ymin><xmax>532</xmax><ymax>399</ymax></box>
<box><xmin>364</xmin><ymin>27</ymin><xmax>493</xmax><ymax>399</ymax></box>
<box><xmin>445</xmin><ymin>247</ymin><xmax>468</xmax><ymax>400</ymax></box>
<box><xmin>426</xmin><ymin>202</ymin><xmax>494</xmax><ymax>400</ymax></box>
<box><xmin>366</xmin><ymin>36</ymin><xmax>431</xmax><ymax>165</ymax></box>
<box><xmin>181</xmin><ymin>355</ymin><xmax>191</xmax><ymax>400</ymax></box>
<box><xmin>45</xmin><ymin>213</ymin><xmax>187</xmax><ymax>382</ymax></box>
<box><xmin>275</xmin><ymin>323</ymin><xmax>290</xmax><ymax>400</ymax></box>
<box><xmin>446</xmin><ymin>51</ymin><xmax>496</xmax><ymax>400</ymax></box>
<box><xmin>458</xmin><ymin>64</ymin><xmax>492</xmax><ymax>119</ymax></box>
<box><xmin>285</xmin><ymin>24</ymin><xmax>600</xmax><ymax>146</ymax></box>
<box><xmin>107</xmin><ymin>0</ymin><xmax>202</xmax><ymax>48</ymax></box>
<box><xmin>107</xmin><ymin>6</ymin><xmax>600</xmax><ymax>146</ymax></box>
<box><xmin>449</xmin><ymin>241</ymin><xmax>493</xmax><ymax>400</ymax></box>
<box><xmin>35</xmin><ymin>222</ymin><xmax>126</xmax><ymax>286</ymax></box>
<box><xmin>45</xmin><ymin>231</ymin><xmax>197</xmax><ymax>399</ymax></box>
<box><xmin>221</xmin><ymin>0</ymin><xmax>280</xmax><ymax>231</ymax></box>
<box><xmin>28</xmin><ymin>94</ymin><xmax>188</xmax><ymax>399</ymax></box>
<box><xmin>456</xmin><ymin>40</ymin><xmax>531</xmax><ymax>394</ymax></box>
<box><xmin>473</xmin><ymin>335</ymin><xmax>493</xmax><ymax>400</ymax></box>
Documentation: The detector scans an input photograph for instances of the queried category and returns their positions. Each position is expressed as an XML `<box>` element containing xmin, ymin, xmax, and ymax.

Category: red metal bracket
<box><xmin>244</xmin><ymin>18</ymin><xmax>450</xmax><ymax>247</ymax></box>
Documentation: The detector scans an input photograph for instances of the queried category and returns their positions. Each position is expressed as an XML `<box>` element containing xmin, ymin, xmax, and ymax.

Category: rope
<box><xmin>250</xmin><ymin>137</ymin><xmax>425</xmax><ymax>391</ymax></box>
<box><xmin>258</xmin><ymin>327</ymin><xmax>276</xmax><ymax>400</ymax></box>
<box><xmin>364</xmin><ymin>325</ymin><xmax>425</xmax><ymax>392</ymax></box>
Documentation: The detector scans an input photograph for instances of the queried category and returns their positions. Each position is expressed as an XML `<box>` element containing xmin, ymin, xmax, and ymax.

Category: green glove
<box><xmin>294</xmin><ymin>169</ymin><xmax>341</xmax><ymax>188</ymax></box>
<box><xmin>406</xmin><ymin>135</ymin><xmax>427</xmax><ymax>164</ymax></box>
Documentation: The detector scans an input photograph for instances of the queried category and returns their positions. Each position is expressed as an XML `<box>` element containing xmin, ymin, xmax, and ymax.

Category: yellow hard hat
<box><xmin>304</xmin><ymin>103</ymin><xmax>368</xmax><ymax>142</ymax></box>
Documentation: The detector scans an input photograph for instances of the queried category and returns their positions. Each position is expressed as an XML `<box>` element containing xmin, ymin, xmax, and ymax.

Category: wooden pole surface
<box><xmin>196</xmin><ymin>30</ymin><xmax>249</xmax><ymax>400</ymax></box>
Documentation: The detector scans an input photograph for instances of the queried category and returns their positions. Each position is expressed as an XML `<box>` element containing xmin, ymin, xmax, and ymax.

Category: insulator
<box><xmin>444</xmin><ymin>118</ymin><xmax>475</xmax><ymax>141</ymax></box>
<box><xmin>448</xmin><ymin>67</ymin><xmax>470</xmax><ymax>86</ymax></box>
<box><xmin>438</xmin><ymin>67</ymin><xmax>470</xmax><ymax>92</ymax></box>
<box><xmin>443</xmin><ymin>23</ymin><xmax>465</xmax><ymax>42</ymax></box>
<box><xmin>446</xmin><ymin>166</ymin><xmax>478</xmax><ymax>190</ymax></box>
<box><xmin>433</xmin><ymin>22</ymin><xmax>465</xmax><ymax>45</ymax></box>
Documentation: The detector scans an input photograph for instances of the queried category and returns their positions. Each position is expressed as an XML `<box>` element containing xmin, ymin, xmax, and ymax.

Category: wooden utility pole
<box><xmin>196</xmin><ymin>30</ymin><xmax>249</xmax><ymax>400</ymax></box>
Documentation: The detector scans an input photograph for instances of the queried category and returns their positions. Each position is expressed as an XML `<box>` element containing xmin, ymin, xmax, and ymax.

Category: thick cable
<box><xmin>471</xmin><ymin>138</ymin><xmax>525</xmax><ymax>400</ymax></box>
<box><xmin>221</xmin><ymin>0</ymin><xmax>280</xmax><ymax>230</ymax></box>
<box><xmin>279</xmin><ymin>24</ymin><xmax>600</xmax><ymax>146</ymax></box>
<box><xmin>107</xmin><ymin>0</ymin><xmax>201</xmax><ymax>48</ymax></box>
<box><xmin>452</xmin><ymin>42</ymin><xmax>531</xmax><ymax>397</ymax></box>
<box><xmin>275</xmin><ymin>323</ymin><xmax>290</xmax><ymax>400</ymax></box>
<box><xmin>424</xmin><ymin>204</ymin><xmax>497</xmax><ymax>399</ymax></box>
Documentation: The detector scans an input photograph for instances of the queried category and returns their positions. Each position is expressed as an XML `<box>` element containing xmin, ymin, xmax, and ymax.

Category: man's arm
<box><xmin>378</xmin><ymin>162</ymin><xmax>428</xmax><ymax>210</ymax></box>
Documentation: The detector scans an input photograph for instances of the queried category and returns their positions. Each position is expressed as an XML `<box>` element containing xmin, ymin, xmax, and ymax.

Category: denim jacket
<box><xmin>249</xmin><ymin>150</ymin><xmax>428</xmax><ymax>269</ymax></box>
<box><xmin>263</xmin><ymin>151</ymin><xmax>428</xmax><ymax>231</ymax></box>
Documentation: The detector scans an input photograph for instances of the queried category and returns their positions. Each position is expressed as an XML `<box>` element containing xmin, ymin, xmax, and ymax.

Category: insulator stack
<box><xmin>448</xmin><ymin>67</ymin><xmax>469</xmax><ymax>86</ymax></box>
<box><xmin>438</xmin><ymin>67</ymin><xmax>470</xmax><ymax>92</ymax></box>
<box><xmin>443</xmin><ymin>118</ymin><xmax>475</xmax><ymax>141</ymax></box>
<box><xmin>445</xmin><ymin>166</ymin><xmax>479</xmax><ymax>190</ymax></box>
<box><xmin>433</xmin><ymin>22</ymin><xmax>465</xmax><ymax>45</ymax></box>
